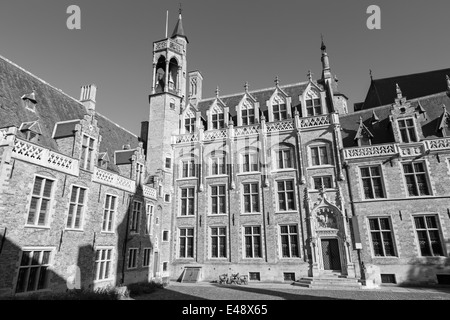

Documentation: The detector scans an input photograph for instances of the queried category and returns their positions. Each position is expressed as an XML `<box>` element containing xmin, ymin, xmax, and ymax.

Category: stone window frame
<box><xmin>278</xmin><ymin>224</ymin><xmax>301</xmax><ymax>259</ymax></box>
<box><xmin>209</xmin><ymin>150</ymin><xmax>227</xmax><ymax>177</ymax></box>
<box><xmin>358</xmin><ymin>165</ymin><xmax>387</xmax><ymax>200</ymax></box>
<box><xmin>275</xmin><ymin>179</ymin><xmax>296</xmax><ymax>213</ymax></box>
<box><xmin>366</xmin><ymin>216</ymin><xmax>398</xmax><ymax>258</ymax></box>
<box><xmin>14</xmin><ymin>246</ymin><xmax>55</xmax><ymax>294</ymax></box>
<box><xmin>209</xmin><ymin>226</ymin><xmax>228</xmax><ymax>259</ymax></box>
<box><xmin>242</xmin><ymin>225</ymin><xmax>264</xmax><ymax>259</ymax></box>
<box><xmin>79</xmin><ymin>133</ymin><xmax>96</xmax><ymax>172</ymax></box>
<box><xmin>130</xmin><ymin>200</ymin><xmax>142</xmax><ymax>234</ymax></box>
<box><xmin>412</xmin><ymin>213</ymin><xmax>446</xmax><ymax>257</ymax></box>
<box><xmin>178</xmin><ymin>227</ymin><xmax>195</xmax><ymax>259</ymax></box>
<box><xmin>94</xmin><ymin>246</ymin><xmax>114</xmax><ymax>282</ymax></box>
<box><xmin>127</xmin><ymin>248</ymin><xmax>138</xmax><ymax>270</ymax></box>
<box><xmin>142</xmin><ymin>248</ymin><xmax>151</xmax><ymax>267</ymax></box>
<box><xmin>65</xmin><ymin>184</ymin><xmax>88</xmax><ymax>231</ymax></box>
<box><xmin>311</xmin><ymin>175</ymin><xmax>334</xmax><ymax>191</ymax></box>
<box><xmin>300</xmin><ymin>84</ymin><xmax>326</xmax><ymax>118</ymax></box>
<box><xmin>400</xmin><ymin>160</ymin><xmax>433</xmax><ymax>198</ymax></box>
<box><xmin>308</xmin><ymin>142</ymin><xmax>333</xmax><ymax>168</ymax></box>
<box><xmin>25</xmin><ymin>174</ymin><xmax>57</xmax><ymax>229</ymax></box>
<box><xmin>397</xmin><ymin>117</ymin><xmax>419</xmax><ymax>143</ymax></box>
<box><xmin>241</xmin><ymin>181</ymin><xmax>261</xmax><ymax>215</ymax></box>
<box><xmin>145</xmin><ymin>203</ymin><xmax>155</xmax><ymax>235</ymax></box>
<box><xmin>209</xmin><ymin>184</ymin><xmax>228</xmax><ymax>216</ymax></box>
<box><xmin>162</xmin><ymin>230</ymin><xmax>170</xmax><ymax>242</ymax></box>
<box><xmin>101</xmin><ymin>193</ymin><xmax>118</xmax><ymax>234</ymax></box>
<box><xmin>272</xmin><ymin>144</ymin><xmax>295</xmax><ymax>171</ymax></box>
<box><xmin>178</xmin><ymin>186</ymin><xmax>196</xmax><ymax>217</ymax></box>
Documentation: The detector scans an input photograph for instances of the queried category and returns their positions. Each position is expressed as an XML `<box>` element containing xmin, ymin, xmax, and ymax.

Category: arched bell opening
<box><xmin>168</xmin><ymin>58</ymin><xmax>179</xmax><ymax>94</ymax></box>
<box><xmin>155</xmin><ymin>56</ymin><xmax>167</xmax><ymax>93</ymax></box>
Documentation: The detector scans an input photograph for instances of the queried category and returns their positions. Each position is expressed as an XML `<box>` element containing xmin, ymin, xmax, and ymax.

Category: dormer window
<box><xmin>306</xmin><ymin>98</ymin><xmax>322</xmax><ymax>116</ymax></box>
<box><xmin>242</xmin><ymin>102</ymin><xmax>255</xmax><ymax>126</ymax></box>
<box><xmin>212</xmin><ymin>112</ymin><xmax>224</xmax><ymax>130</ymax></box>
<box><xmin>185</xmin><ymin>115</ymin><xmax>196</xmax><ymax>133</ymax></box>
<box><xmin>273</xmin><ymin>103</ymin><xmax>287</xmax><ymax>121</ymax></box>
<box><xmin>398</xmin><ymin>118</ymin><xmax>417</xmax><ymax>143</ymax></box>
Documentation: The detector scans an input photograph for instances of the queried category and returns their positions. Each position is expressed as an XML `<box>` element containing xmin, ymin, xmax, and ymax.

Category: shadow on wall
<box><xmin>403</xmin><ymin>240</ymin><xmax>450</xmax><ymax>287</ymax></box>
<box><xmin>0</xmin><ymin>234</ymin><xmax>66</xmax><ymax>297</ymax></box>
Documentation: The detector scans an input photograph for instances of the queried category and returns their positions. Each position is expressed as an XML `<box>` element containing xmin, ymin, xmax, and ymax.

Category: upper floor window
<box><xmin>360</xmin><ymin>166</ymin><xmax>385</xmax><ymax>199</ymax></box>
<box><xmin>211</xmin><ymin>185</ymin><xmax>226</xmax><ymax>215</ymax></box>
<box><xmin>273</xmin><ymin>103</ymin><xmax>287</xmax><ymax>121</ymax></box>
<box><xmin>102</xmin><ymin>194</ymin><xmax>117</xmax><ymax>232</ymax></box>
<box><xmin>306</xmin><ymin>98</ymin><xmax>322</xmax><ymax>116</ymax></box>
<box><xmin>211</xmin><ymin>152</ymin><xmax>227</xmax><ymax>175</ymax></box>
<box><xmin>127</xmin><ymin>248</ymin><xmax>138</xmax><ymax>269</ymax></box>
<box><xmin>212</xmin><ymin>113</ymin><xmax>224</xmax><ymax>130</ymax></box>
<box><xmin>181</xmin><ymin>159</ymin><xmax>196</xmax><ymax>178</ymax></box>
<box><xmin>242</xmin><ymin>105</ymin><xmax>255</xmax><ymax>126</ymax></box>
<box><xmin>277</xmin><ymin>180</ymin><xmax>295</xmax><ymax>211</ymax></box>
<box><xmin>180</xmin><ymin>187</ymin><xmax>195</xmax><ymax>216</ymax></box>
<box><xmin>402</xmin><ymin>162</ymin><xmax>430</xmax><ymax>197</ymax></box>
<box><xmin>398</xmin><ymin>118</ymin><xmax>417</xmax><ymax>143</ymax></box>
<box><xmin>275</xmin><ymin>148</ymin><xmax>293</xmax><ymax>170</ymax></box>
<box><xmin>66</xmin><ymin>186</ymin><xmax>86</xmax><ymax>230</ymax></box>
<box><xmin>243</xmin><ymin>183</ymin><xmax>260</xmax><ymax>214</ymax></box>
<box><xmin>165</xmin><ymin>157</ymin><xmax>172</xmax><ymax>169</ymax></box>
<box><xmin>312</xmin><ymin>176</ymin><xmax>333</xmax><ymax>190</ymax></box>
<box><xmin>185</xmin><ymin>116</ymin><xmax>196</xmax><ymax>134</ymax></box>
<box><xmin>211</xmin><ymin>227</ymin><xmax>227</xmax><ymax>258</ymax></box>
<box><xmin>130</xmin><ymin>201</ymin><xmax>142</xmax><ymax>233</ymax></box>
<box><xmin>80</xmin><ymin>135</ymin><xmax>95</xmax><ymax>171</ymax></box>
<box><xmin>27</xmin><ymin>176</ymin><xmax>54</xmax><ymax>227</ymax></box>
<box><xmin>242</xmin><ymin>152</ymin><xmax>259</xmax><ymax>173</ymax></box>
<box><xmin>136</xmin><ymin>163</ymin><xmax>144</xmax><ymax>186</ymax></box>
<box><xmin>310</xmin><ymin>144</ymin><xmax>331</xmax><ymax>166</ymax></box>
<box><xmin>414</xmin><ymin>215</ymin><xmax>444</xmax><ymax>257</ymax></box>
<box><xmin>145</xmin><ymin>204</ymin><xmax>154</xmax><ymax>235</ymax></box>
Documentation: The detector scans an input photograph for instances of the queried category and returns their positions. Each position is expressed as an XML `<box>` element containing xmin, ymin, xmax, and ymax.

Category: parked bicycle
<box><xmin>218</xmin><ymin>273</ymin><xmax>248</xmax><ymax>285</ymax></box>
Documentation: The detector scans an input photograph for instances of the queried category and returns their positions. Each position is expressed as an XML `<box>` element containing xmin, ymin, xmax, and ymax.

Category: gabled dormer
<box><xmin>389</xmin><ymin>84</ymin><xmax>424</xmax><ymax>144</ymax></box>
<box><xmin>354</xmin><ymin>117</ymin><xmax>374</xmax><ymax>146</ymax></box>
<box><xmin>266</xmin><ymin>77</ymin><xmax>292</xmax><ymax>122</ymax></box>
<box><xmin>300</xmin><ymin>73</ymin><xmax>327</xmax><ymax>117</ymax></box>
<box><xmin>180</xmin><ymin>103</ymin><xmax>199</xmax><ymax>134</ymax></box>
<box><xmin>21</xmin><ymin>90</ymin><xmax>37</xmax><ymax>112</ymax></box>
<box><xmin>206</xmin><ymin>87</ymin><xmax>229</xmax><ymax>130</ymax></box>
<box><xmin>19</xmin><ymin>120</ymin><xmax>42</xmax><ymax>143</ymax></box>
<box><xmin>97</xmin><ymin>152</ymin><xmax>110</xmax><ymax>169</ymax></box>
<box><xmin>236</xmin><ymin>82</ymin><xmax>260</xmax><ymax>126</ymax></box>
<box><xmin>437</xmin><ymin>105</ymin><xmax>450</xmax><ymax>137</ymax></box>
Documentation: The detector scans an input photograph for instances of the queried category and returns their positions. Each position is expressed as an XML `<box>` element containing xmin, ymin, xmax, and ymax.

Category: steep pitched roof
<box><xmin>355</xmin><ymin>68</ymin><xmax>450</xmax><ymax>111</ymax></box>
<box><xmin>0</xmin><ymin>55</ymin><xmax>140</xmax><ymax>173</ymax></box>
<box><xmin>340</xmin><ymin>91</ymin><xmax>450</xmax><ymax>148</ymax></box>
<box><xmin>171</xmin><ymin>14</ymin><xmax>188</xmax><ymax>43</ymax></box>
<box><xmin>196</xmin><ymin>82</ymin><xmax>311</xmax><ymax>121</ymax></box>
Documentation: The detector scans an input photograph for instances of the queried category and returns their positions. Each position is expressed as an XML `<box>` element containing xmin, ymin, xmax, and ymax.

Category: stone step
<box><xmin>294</xmin><ymin>277</ymin><xmax>363</xmax><ymax>290</ymax></box>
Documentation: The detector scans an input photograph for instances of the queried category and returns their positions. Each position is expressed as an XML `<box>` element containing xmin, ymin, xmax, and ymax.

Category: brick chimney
<box><xmin>80</xmin><ymin>84</ymin><xmax>97</xmax><ymax>111</ymax></box>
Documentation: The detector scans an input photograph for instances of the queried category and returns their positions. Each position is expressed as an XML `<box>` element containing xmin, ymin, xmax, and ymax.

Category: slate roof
<box><xmin>196</xmin><ymin>82</ymin><xmax>312</xmax><ymax>123</ymax></box>
<box><xmin>171</xmin><ymin>14</ymin><xmax>188</xmax><ymax>43</ymax></box>
<box><xmin>340</xmin><ymin>91</ymin><xmax>450</xmax><ymax>148</ymax></box>
<box><xmin>355</xmin><ymin>68</ymin><xmax>450</xmax><ymax>111</ymax></box>
<box><xmin>0</xmin><ymin>55</ymin><xmax>140</xmax><ymax>173</ymax></box>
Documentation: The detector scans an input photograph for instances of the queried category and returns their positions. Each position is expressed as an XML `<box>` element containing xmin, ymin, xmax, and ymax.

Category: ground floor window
<box><xmin>16</xmin><ymin>249</ymin><xmax>52</xmax><ymax>293</ymax></box>
<box><xmin>249</xmin><ymin>272</ymin><xmax>261</xmax><ymax>281</ymax></box>
<box><xmin>414</xmin><ymin>215</ymin><xmax>444</xmax><ymax>256</ymax></box>
<box><xmin>95</xmin><ymin>248</ymin><xmax>113</xmax><ymax>281</ymax></box>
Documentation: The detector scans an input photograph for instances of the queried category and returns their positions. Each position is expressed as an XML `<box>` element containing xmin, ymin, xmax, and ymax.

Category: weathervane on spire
<box><xmin>179</xmin><ymin>3</ymin><xmax>182</xmax><ymax>15</ymax></box>
<box><xmin>321</xmin><ymin>33</ymin><xmax>326</xmax><ymax>51</ymax></box>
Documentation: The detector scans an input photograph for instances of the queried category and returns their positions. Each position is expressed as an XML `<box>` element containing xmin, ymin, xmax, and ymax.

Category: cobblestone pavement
<box><xmin>133</xmin><ymin>282</ymin><xmax>450</xmax><ymax>300</ymax></box>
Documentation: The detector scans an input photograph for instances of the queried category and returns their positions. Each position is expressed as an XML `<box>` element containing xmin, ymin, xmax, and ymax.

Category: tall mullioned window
<box><xmin>310</xmin><ymin>145</ymin><xmax>330</xmax><ymax>166</ymax></box>
<box><xmin>27</xmin><ymin>176</ymin><xmax>54</xmax><ymax>227</ymax></box>
<box><xmin>368</xmin><ymin>217</ymin><xmax>396</xmax><ymax>256</ymax></box>
<box><xmin>211</xmin><ymin>153</ymin><xmax>226</xmax><ymax>175</ymax></box>
<box><xmin>102</xmin><ymin>194</ymin><xmax>116</xmax><ymax>232</ymax></box>
<box><xmin>211</xmin><ymin>227</ymin><xmax>227</xmax><ymax>258</ymax></box>
<box><xmin>94</xmin><ymin>248</ymin><xmax>112</xmax><ymax>281</ymax></box>
<box><xmin>179</xmin><ymin>228</ymin><xmax>194</xmax><ymax>258</ymax></box>
<box><xmin>242</xmin><ymin>106</ymin><xmax>255</xmax><ymax>126</ymax></box>
<box><xmin>181</xmin><ymin>159</ymin><xmax>196</xmax><ymax>178</ymax></box>
<box><xmin>280</xmin><ymin>225</ymin><xmax>300</xmax><ymax>258</ymax></box>
<box><xmin>66</xmin><ymin>186</ymin><xmax>86</xmax><ymax>230</ymax></box>
<box><xmin>211</xmin><ymin>185</ymin><xmax>226</xmax><ymax>214</ymax></box>
<box><xmin>277</xmin><ymin>180</ymin><xmax>295</xmax><ymax>211</ymax></box>
<box><xmin>313</xmin><ymin>176</ymin><xmax>332</xmax><ymax>190</ymax></box>
<box><xmin>360</xmin><ymin>166</ymin><xmax>385</xmax><ymax>199</ymax></box>
<box><xmin>243</xmin><ymin>183</ymin><xmax>260</xmax><ymax>213</ymax></box>
<box><xmin>414</xmin><ymin>215</ymin><xmax>444</xmax><ymax>257</ymax></box>
<box><xmin>276</xmin><ymin>148</ymin><xmax>293</xmax><ymax>169</ymax></box>
<box><xmin>180</xmin><ymin>187</ymin><xmax>195</xmax><ymax>216</ymax></box>
<box><xmin>130</xmin><ymin>201</ymin><xmax>142</xmax><ymax>233</ymax></box>
<box><xmin>244</xmin><ymin>226</ymin><xmax>262</xmax><ymax>258</ymax></box>
<box><xmin>185</xmin><ymin>116</ymin><xmax>196</xmax><ymax>133</ymax></box>
<box><xmin>402</xmin><ymin>162</ymin><xmax>430</xmax><ymax>196</ymax></box>
<box><xmin>15</xmin><ymin>250</ymin><xmax>52</xmax><ymax>293</ymax></box>
<box><xmin>242</xmin><ymin>152</ymin><xmax>259</xmax><ymax>172</ymax></box>
<box><xmin>80</xmin><ymin>135</ymin><xmax>95</xmax><ymax>170</ymax></box>
<box><xmin>398</xmin><ymin>118</ymin><xmax>417</xmax><ymax>143</ymax></box>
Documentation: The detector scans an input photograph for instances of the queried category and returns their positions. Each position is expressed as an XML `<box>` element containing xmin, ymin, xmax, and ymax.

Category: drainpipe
<box><xmin>121</xmin><ymin>193</ymin><xmax>133</xmax><ymax>285</ymax></box>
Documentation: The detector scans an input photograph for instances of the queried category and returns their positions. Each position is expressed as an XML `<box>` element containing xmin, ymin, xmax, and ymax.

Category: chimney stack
<box><xmin>80</xmin><ymin>84</ymin><xmax>97</xmax><ymax>111</ymax></box>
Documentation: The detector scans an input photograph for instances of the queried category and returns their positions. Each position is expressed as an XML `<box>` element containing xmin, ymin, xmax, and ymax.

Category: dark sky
<box><xmin>1</xmin><ymin>0</ymin><xmax>449</xmax><ymax>135</ymax></box>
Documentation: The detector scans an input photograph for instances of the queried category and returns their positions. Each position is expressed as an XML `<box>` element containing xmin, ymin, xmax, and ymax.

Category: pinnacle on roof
<box><xmin>171</xmin><ymin>7</ymin><xmax>189</xmax><ymax>43</ymax></box>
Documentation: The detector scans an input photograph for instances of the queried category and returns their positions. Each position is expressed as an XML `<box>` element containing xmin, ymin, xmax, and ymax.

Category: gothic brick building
<box><xmin>1</xmin><ymin>12</ymin><xmax>450</xmax><ymax>296</ymax></box>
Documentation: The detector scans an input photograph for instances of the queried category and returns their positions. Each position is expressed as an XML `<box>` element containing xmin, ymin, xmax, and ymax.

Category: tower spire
<box><xmin>320</xmin><ymin>34</ymin><xmax>331</xmax><ymax>80</ymax></box>
<box><xmin>171</xmin><ymin>5</ymin><xmax>189</xmax><ymax>43</ymax></box>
